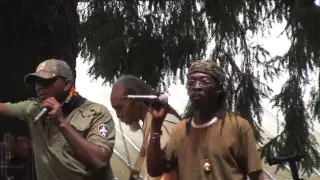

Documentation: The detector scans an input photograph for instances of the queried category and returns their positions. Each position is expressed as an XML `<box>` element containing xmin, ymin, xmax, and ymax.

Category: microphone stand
<box><xmin>266</xmin><ymin>152</ymin><xmax>304</xmax><ymax>180</ymax></box>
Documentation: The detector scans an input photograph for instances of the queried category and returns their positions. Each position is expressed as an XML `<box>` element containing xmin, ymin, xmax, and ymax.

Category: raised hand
<box><xmin>150</xmin><ymin>88</ymin><xmax>169</xmax><ymax>129</ymax></box>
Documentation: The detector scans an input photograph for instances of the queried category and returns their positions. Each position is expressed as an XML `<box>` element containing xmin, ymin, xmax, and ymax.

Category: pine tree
<box><xmin>80</xmin><ymin>0</ymin><xmax>320</xmax><ymax>174</ymax></box>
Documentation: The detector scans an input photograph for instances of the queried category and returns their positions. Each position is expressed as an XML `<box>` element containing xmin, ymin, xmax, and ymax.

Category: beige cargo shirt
<box><xmin>5</xmin><ymin>98</ymin><xmax>115</xmax><ymax>180</ymax></box>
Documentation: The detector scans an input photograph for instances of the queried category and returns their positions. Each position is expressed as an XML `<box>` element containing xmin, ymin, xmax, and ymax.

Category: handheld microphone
<box><xmin>33</xmin><ymin>88</ymin><xmax>78</xmax><ymax>123</ymax></box>
<box><xmin>124</xmin><ymin>94</ymin><xmax>168</xmax><ymax>104</ymax></box>
<box><xmin>33</xmin><ymin>96</ymin><xmax>70</xmax><ymax>122</ymax></box>
<box><xmin>34</xmin><ymin>108</ymin><xmax>49</xmax><ymax>121</ymax></box>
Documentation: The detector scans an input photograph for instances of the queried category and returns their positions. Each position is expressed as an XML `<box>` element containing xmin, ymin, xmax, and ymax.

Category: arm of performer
<box><xmin>0</xmin><ymin>101</ymin><xmax>31</xmax><ymax>119</ymax></box>
<box><xmin>147</xmin><ymin>121</ymin><xmax>167</xmax><ymax>177</ymax></box>
<box><xmin>241</xmin><ymin>124</ymin><xmax>265</xmax><ymax>180</ymax></box>
<box><xmin>147</xmin><ymin>103</ymin><xmax>179</xmax><ymax>177</ymax></box>
<box><xmin>0</xmin><ymin>103</ymin><xmax>9</xmax><ymax>115</ymax></box>
<box><xmin>42</xmin><ymin>97</ymin><xmax>115</xmax><ymax>169</ymax></box>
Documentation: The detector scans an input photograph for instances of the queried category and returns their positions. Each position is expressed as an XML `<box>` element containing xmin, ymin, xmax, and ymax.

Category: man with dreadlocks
<box><xmin>146</xmin><ymin>60</ymin><xmax>264</xmax><ymax>180</ymax></box>
<box><xmin>110</xmin><ymin>75</ymin><xmax>181</xmax><ymax>180</ymax></box>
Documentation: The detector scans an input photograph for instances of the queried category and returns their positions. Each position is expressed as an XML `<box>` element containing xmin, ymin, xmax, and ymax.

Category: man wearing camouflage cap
<box><xmin>146</xmin><ymin>60</ymin><xmax>265</xmax><ymax>180</ymax></box>
<box><xmin>0</xmin><ymin>59</ymin><xmax>116</xmax><ymax>180</ymax></box>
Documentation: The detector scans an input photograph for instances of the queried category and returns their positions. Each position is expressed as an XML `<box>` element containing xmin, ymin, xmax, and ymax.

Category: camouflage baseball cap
<box><xmin>188</xmin><ymin>60</ymin><xmax>225</xmax><ymax>83</ymax></box>
<box><xmin>24</xmin><ymin>59</ymin><xmax>74</xmax><ymax>85</ymax></box>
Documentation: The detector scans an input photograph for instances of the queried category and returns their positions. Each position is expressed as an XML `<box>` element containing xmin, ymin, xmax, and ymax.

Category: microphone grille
<box><xmin>158</xmin><ymin>94</ymin><xmax>168</xmax><ymax>103</ymax></box>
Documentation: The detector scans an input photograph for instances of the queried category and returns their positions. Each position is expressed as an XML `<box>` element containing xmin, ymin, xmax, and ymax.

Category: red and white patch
<box><xmin>97</xmin><ymin>124</ymin><xmax>108</xmax><ymax>138</ymax></box>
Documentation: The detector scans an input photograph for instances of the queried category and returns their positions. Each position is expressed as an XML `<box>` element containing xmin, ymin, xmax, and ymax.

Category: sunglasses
<box><xmin>187</xmin><ymin>79</ymin><xmax>214</xmax><ymax>87</ymax></box>
<box><xmin>35</xmin><ymin>77</ymin><xmax>58</xmax><ymax>86</ymax></box>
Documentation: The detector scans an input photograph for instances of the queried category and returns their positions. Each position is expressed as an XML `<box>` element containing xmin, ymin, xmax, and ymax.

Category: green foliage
<box><xmin>262</xmin><ymin>0</ymin><xmax>320</xmax><ymax>174</ymax></box>
<box><xmin>262</xmin><ymin>76</ymin><xmax>320</xmax><ymax>175</ymax></box>
<box><xmin>79</xmin><ymin>1</ymin><xmax>208</xmax><ymax>87</ymax></box>
<box><xmin>80</xmin><ymin>0</ymin><xmax>320</xmax><ymax>173</ymax></box>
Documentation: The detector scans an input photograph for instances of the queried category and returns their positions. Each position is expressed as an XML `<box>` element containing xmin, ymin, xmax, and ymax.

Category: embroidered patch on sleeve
<box><xmin>97</xmin><ymin>124</ymin><xmax>108</xmax><ymax>138</ymax></box>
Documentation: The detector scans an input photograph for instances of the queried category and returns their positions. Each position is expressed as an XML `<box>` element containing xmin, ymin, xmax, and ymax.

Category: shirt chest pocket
<box><xmin>68</xmin><ymin>108</ymin><xmax>97</xmax><ymax>137</ymax></box>
<box><xmin>63</xmin><ymin>109</ymin><xmax>97</xmax><ymax>154</ymax></box>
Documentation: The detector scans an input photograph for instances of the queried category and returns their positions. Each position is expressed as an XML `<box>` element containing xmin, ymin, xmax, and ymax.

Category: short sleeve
<box><xmin>240</xmin><ymin>124</ymin><xmax>263</xmax><ymax>174</ymax></box>
<box><xmin>86</xmin><ymin>109</ymin><xmax>115</xmax><ymax>154</ymax></box>
<box><xmin>160</xmin><ymin>114</ymin><xmax>180</xmax><ymax>149</ymax></box>
<box><xmin>5</xmin><ymin>101</ymin><xmax>32</xmax><ymax>120</ymax></box>
<box><xmin>162</xmin><ymin>129</ymin><xmax>179</xmax><ymax>173</ymax></box>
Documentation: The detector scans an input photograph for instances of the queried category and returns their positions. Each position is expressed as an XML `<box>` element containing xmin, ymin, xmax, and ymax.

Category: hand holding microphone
<box><xmin>124</xmin><ymin>93</ymin><xmax>169</xmax><ymax>128</ymax></box>
<box><xmin>34</xmin><ymin>89</ymin><xmax>77</xmax><ymax>123</ymax></box>
<box><xmin>34</xmin><ymin>107</ymin><xmax>50</xmax><ymax>121</ymax></box>
<box><xmin>35</xmin><ymin>97</ymin><xmax>64</xmax><ymax>125</ymax></box>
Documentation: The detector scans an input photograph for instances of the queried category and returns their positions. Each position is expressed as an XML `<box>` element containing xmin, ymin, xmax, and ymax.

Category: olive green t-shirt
<box><xmin>5</xmin><ymin>98</ymin><xmax>115</xmax><ymax>180</ymax></box>
<box><xmin>163</xmin><ymin>113</ymin><xmax>262</xmax><ymax>180</ymax></box>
